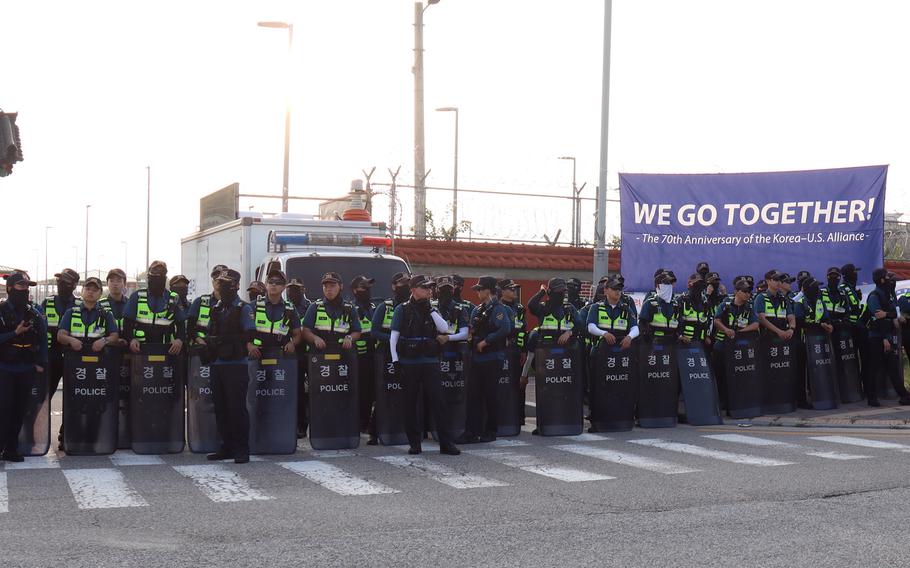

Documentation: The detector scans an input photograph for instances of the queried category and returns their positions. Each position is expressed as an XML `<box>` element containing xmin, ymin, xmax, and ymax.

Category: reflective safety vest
<box><xmin>43</xmin><ymin>296</ymin><xmax>82</xmax><ymax>348</ymax></box>
<box><xmin>99</xmin><ymin>296</ymin><xmax>125</xmax><ymax>332</ymax></box>
<box><xmin>595</xmin><ymin>302</ymin><xmax>631</xmax><ymax>335</ymax></box>
<box><xmin>678</xmin><ymin>298</ymin><xmax>709</xmax><ymax>341</ymax></box>
<box><xmin>712</xmin><ymin>300</ymin><xmax>752</xmax><ymax>342</ymax></box>
<box><xmin>252</xmin><ymin>299</ymin><xmax>294</xmax><ymax>347</ymax></box>
<box><xmin>65</xmin><ymin>306</ymin><xmax>110</xmax><ymax>340</ymax></box>
<box><xmin>133</xmin><ymin>290</ymin><xmax>178</xmax><ymax>343</ymax></box>
<box><xmin>820</xmin><ymin>288</ymin><xmax>847</xmax><ymax>319</ymax></box>
<box><xmin>511</xmin><ymin>303</ymin><xmax>526</xmax><ymax>349</ymax></box>
<box><xmin>194</xmin><ymin>295</ymin><xmax>213</xmax><ymax>338</ymax></box>
<box><xmin>644</xmin><ymin>299</ymin><xmax>678</xmax><ymax>337</ymax></box>
<box><xmin>536</xmin><ymin>304</ymin><xmax>575</xmax><ymax>343</ymax></box>
<box><xmin>801</xmin><ymin>298</ymin><xmax>826</xmax><ymax>326</ymax></box>
<box><xmin>760</xmin><ymin>294</ymin><xmax>790</xmax><ymax>331</ymax></box>
<box><xmin>431</xmin><ymin>300</ymin><xmax>463</xmax><ymax>335</ymax></box>
<box><xmin>839</xmin><ymin>284</ymin><xmax>862</xmax><ymax>324</ymax></box>
<box><xmin>312</xmin><ymin>300</ymin><xmax>354</xmax><ymax>344</ymax></box>
<box><xmin>355</xmin><ymin>302</ymin><xmax>374</xmax><ymax>355</ymax></box>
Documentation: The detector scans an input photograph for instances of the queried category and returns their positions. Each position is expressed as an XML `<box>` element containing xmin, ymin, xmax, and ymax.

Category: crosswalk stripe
<box><xmin>392</xmin><ymin>442</ymin><xmax>441</xmax><ymax>452</ymax></box>
<box><xmin>109</xmin><ymin>452</ymin><xmax>166</xmax><ymax>467</ymax></box>
<box><xmin>808</xmin><ymin>436</ymin><xmax>910</xmax><ymax>451</ymax></box>
<box><xmin>375</xmin><ymin>455</ymin><xmax>509</xmax><ymax>489</ymax></box>
<box><xmin>466</xmin><ymin>449</ymin><xmax>613</xmax><ymax>482</ymax></box>
<box><xmin>559</xmin><ymin>433</ymin><xmax>612</xmax><ymax>442</ymax></box>
<box><xmin>553</xmin><ymin>444</ymin><xmax>700</xmax><ymax>474</ymax></box>
<box><xmin>173</xmin><ymin>465</ymin><xmax>273</xmax><ymax>503</ymax></box>
<box><xmin>630</xmin><ymin>439</ymin><xmax>793</xmax><ymax>466</ymax></box>
<box><xmin>4</xmin><ymin>453</ymin><xmax>60</xmax><ymax>470</ymax></box>
<box><xmin>0</xmin><ymin>472</ymin><xmax>7</xmax><ymax>513</ymax></box>
<box><xmin>309</xmin><ymin>450</ymin><xmax>357</xmax><ymax>458</ymax></box>
<box><xmin>62</xmin><ymin>468</ymin><xmax>149</xmax><ymax>510</ymax></box>
<box><xmin>703</xmin><ymin>434</ymin><xmax>870</xmax><ymax>460</ymax></box>
<box><xmin>485</xmin><ymin>439</ymin><xmax>530</xmax><ymax>447</ymax></box>
<box><xmin>278</xmin><ymin>461</ymin><xmax>399</xmax><ymax>496</ymax></box>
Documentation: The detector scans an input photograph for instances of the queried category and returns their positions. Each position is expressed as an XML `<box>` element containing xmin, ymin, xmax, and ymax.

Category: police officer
<box><xmin>0</xmin><ymin>272</ymin><xmax>48</xmax><ymax>462</ymax></box>
<box><xmin>56</xmin><ymin>277</ymin><xmax>119</xmax><ymax>353</ymax></box>
<box><xmin>124</xmin><ymin>261</ymin><xmax>185</xmax><ymax>356</ymax></box>
<box><xmin>866</xmin><ymin>269</ymin><xmax>910</xmax><ymax>406</ymax></box>
<box><xmin>451</xmin><ymin>274</ymin><xmax>476</xmax><ymax>313</ymax></box>
<box><xmin>639</xmin><ymin>271</ymin><xmax>679</xmax><ymax>340</ymax></box>
<box><xmin>187</xmin><ymin>264</ymin><xmax>227</xmax><ymax>348</ymax></box>
<box><xmin>100</xmin><ymin>269</ymin><xmax>130</xmax><ymax>332</ymax></box>
<box><xmin>677</xmin><ymin>273</ymin><xmax>711</xmax><ymax>346</ymax></box>
<box><xmin>754</xmin><ymin>270</ymin><xmax>795</xmax><ymax>342</ymax></box>
<box><xmin>350</xmin><ymin>274</ymin><xmax>378</xmax><ymax>440</ymax></box>
<box><xmin>42</xmin><ymin>268</ymin><xmax>81</xmax><ymax>405</ymax></box>
<box><xmin>586</xmin><ymin>274</ymin><xmax>638</xmax><ymax>347</ymax></box>
<box><xmin>389</xmin><ymin>275</ymin><xmax>460</xmax><ymax>455</ymax></box>
<box><xmin>247</xmin><ymin>269</ymin><xmax>301</xmax><ymax>357</ymax></box>
<box><xmin>285</xmin><ymin>277</ymin><xmax>311</xmax><ymax>438</ymax></box>
<box><xmin>780</xmin><ymin>273</ymin><xmax>796</xmax><ymax>301</ymax></box>
<box><xmin>170</xmin><ymin>275</ymin><xmax>190</xmax><ymax>311</ymax></box>
<box><xmin>205</xmin><ymin>269</ymin><xmax>255</xmax><ymax>463</ymax></box>
<box><xmin>839</xmin><ymin>263</ymin><xmax>869</xmax><ymax>391</ymax></box>
<box><xmin>527</xmin><ymin>277</ymin><xmax>582</xmax><ymax>345</ymax></box>
<box><xmin>566</xmin><ymin>278</ymin><xmax>586</xmax><ymax>311</ymax></box>
<box><xmin>498</xmin><ymin>279</ymin><xmax>526</xmax><ymax>422</ymax></box>
<box><xmin>711</xmin><ymin>277</ymin><xmax>759</xmax><ymax>410</ymax></box>
<box><xmin>897</xmin><ymin>282</ymin><xmax>910</xmax><ymax>362</ymax></box>
<box><xmin>247</xmin><ymin>280</ymin><xmax>266</xmax><ymax>304</ymax></box>
<box><xmin>372</xmin><ymin>273</ymin><xmax>412</xmax><ymax>344</ymax></box>
<box><xmin>705</xmin><ymin>272</ymin><xmax>725</xmax><ymax>315</ymax></box>
<box><xmin>456</xmin><ymin>276</ymin><xmax>511</xmax><ymax>444</ymax></box>
<box><xmin>435</xmin><ymin>276</ymin><xmax>469</xmax><ymax>340</ymax></box>
<box><xmin>301</xmin><ymin>272</ymin><xmax>361</xmax><ymax>353</ymax></box>
<box><xmin>795</xmin><ymin>277</ymin><xmax>834</xmax><ymax>402</ymax></box>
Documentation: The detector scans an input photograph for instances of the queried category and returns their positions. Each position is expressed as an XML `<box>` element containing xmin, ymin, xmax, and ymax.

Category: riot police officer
<box><xmin>677</xmin><ymin>273</ymin><xmax>711</xmax><ymax>346</ymax></box>
<box><xmin>187</xmin><ymin>264</ymin><xmax>227</xmax><ymax>347</ymax></box>
<box><xmin>285</xmin><ymin>277</ymin><xmax>311</xmax><ymax>438</ymax></box>
<box><xmin>499</xmin><ymin>279</ymin><xmax>526</xmax><ymax>421</ymax></box>
<box><xmin>586</xmin><ymin>274</ymin><xmax>639</xmax><ymax>347</ymax></box>
<box><xmin>866</xmin><ymin>269</ymin><xmax>910</xmax><ymax>406</ymax></box>
<box><xmin>350</xmin><ymin>275</ymin><xmax>378</xmax><ymax>440</ymax></box>
<box><xmin>639</xmin><ymin>271</ymin><xmax>679</xmax><ymax>340</ymax></box>
<box><xmin>839</xmin><ymin>263</ymin><xmax>869</xmax><ymax>394</ymax></box>
<box><xmin>247</xmin><ymin>269</ymin><xmax>301</xmax><ymax>358</ymax></box>
<box><xmin>100</xmin><ymin>269</ymin><xmax>130</xmax><ymax>336</ymax></box>
<box><xmin>0</xmin><ymin>271</ymin><xmax>48</xmax><ymax>462</ymax></box>
<box><xmin>821</xmin><ymin>267</ymin><xmax>849</xmax><ymax>324</ymax></box>
<box><xmin>754</xmin><ymin>270</ymin><xmax>795</xmax><ymax>341</ymax></box>
<box><xmin>124</xmin><ymin>261</ymin><xmax>185</xmax><ymax>356</ymax></box>
<box><xmin>206</xmin><ymin>269</ymin><xmax>256</xmax><ymax>463</ymax></box>
<box><xmin>371</xmin><ymin>272</ymin><xmax>412</xmax><ymax>345</ymax></box>
<box><xmin>451</xmin><ymin>274</ymin><xmax>476</xmax><ymax>313</ymax></box>
<box><xmin>711</xmin><ymin>277</ymin><xmax>759</xmax><ymax>411</ymax></box>
<box><xmin>42</xmin><ymin>268</ymin><xmax>81</xmax><ymax>404</ymax></box>
<box><xmin>566</xmin><ymin>278</ymin><xmax>586</xmax><ymax>311</ymax></box>
<box><xmin>56</xmin><ymin>277</ymin><xmax>119</xmax><ymax>353</ymax></box>
<box><xmin>301</xmin><ymin>272</ymin><xmax>361</xmax><ymax>353</ymax></box>
<box><xmin>247</xmin><ymin>280</ymin><xmax>266</xmax><ymax>304</ymax></box>
<box><xmin>389</xmin><ymin>275</ymin><xmax>460</xmax><ymax>455</ymax></box>
<box><xmin>169</xmin><ymin>275</ymin><xmax>191</xmax><ymax>343</ymax></box>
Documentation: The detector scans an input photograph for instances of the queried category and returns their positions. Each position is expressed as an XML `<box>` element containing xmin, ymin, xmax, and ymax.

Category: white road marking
<box><xmin>559</xmin><ymin>433</ymin><xmax>612</xmax><ymax>442</ymax></box>
<box><xmin>62</xmin><ymin>468</ymin><xmax>148</xmax><ymax>510</ymax></box>
<box><xmin>553</xmin><ymin>444</ymin><xmax>699</xmax><ymax>475</ymax></box>
<box><xmin>631</xmin><ymin>439</ymin><xmax>793</xmax><ymax>467</ymax></box>
<box><xmin>392</xmin><ymin>441</ymin><xmax>441</xmax><ymax>452</ymax></box>
<box><xmin>109</xmin><ymin>451</ymin><xmax>166</xmax><ymax>467</ymax></box>
<box><xmin>704</xmin><ymin>434</ymin><xmax>869</xmax><ymax>460</ymax></box>
<box><xmin>805</xmin><ymin>451</ymin><xmax>871</xmax><ymax>460</ymax></box>
<box><xmin>309</xmin><ymin>450</ymin><xmax>357</xmax><ymax>458</ymax></box>
<box><xmin>467</xmin><ymin>449</ymin><xmax>613</xmax><ymax>482</ymax></box>
<box><xmin>0</xmin><ymin>472</ymin><xmax>7</xmax><ymax>513</ymax></box>
<box><xmin>375</xmin><ymin>455</ymin><xmax>508</xmax><ymax>489</ymax></box>
<box><xmin>173</xmin><ymin>465</ymin><xmax>273</xmax><ymax>503</ymax></box>
<box><xmin>485</xmin><ymin>439</ymin><xmax>530</xmax><ymax>447</ymax></box>
<box><xmin>809</xmin><ymin>436</ymin><xmax>910</xmax><ymax>451</ymax></box>
<box><xmin>279</xmin><ymin>461</ymin><xmax>399</xmax><ymax>496</ymax></box>
<box><xmin>4</xmin><ymin>453</ymin><xmax>60</xmax><ymax>470</ymax></box>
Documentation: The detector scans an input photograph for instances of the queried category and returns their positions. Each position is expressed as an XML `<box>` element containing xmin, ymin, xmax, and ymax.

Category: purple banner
<box><xmin>619</xmin><ymin>166</ymin><xmax>887</xmax><ymax>291</ymax></box>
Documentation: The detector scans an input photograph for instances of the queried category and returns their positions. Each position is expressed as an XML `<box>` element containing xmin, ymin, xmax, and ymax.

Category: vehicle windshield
<box><xmin>285</xmin><ymin>256</ymin><xmax>409</xmax><ymax>302</ymax></box>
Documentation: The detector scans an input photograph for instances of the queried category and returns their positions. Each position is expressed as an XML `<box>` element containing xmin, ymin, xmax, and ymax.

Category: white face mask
<box><xmin>657</xmin><ymin>284</ymin><xmax>674</xmax><ymax>303</ymax></box>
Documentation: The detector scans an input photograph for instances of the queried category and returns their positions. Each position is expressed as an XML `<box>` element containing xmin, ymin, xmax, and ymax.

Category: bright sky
<box><xmin>4</xmin><ymin>0</ymin><xmax>909</xmax><ymax>281</ymax></box>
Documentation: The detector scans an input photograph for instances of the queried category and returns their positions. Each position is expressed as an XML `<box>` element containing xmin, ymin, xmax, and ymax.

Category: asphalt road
<box><xmin>4</xmin><ymin>412</ymin><xmax>910</xmax><ymax>568</ymax></box>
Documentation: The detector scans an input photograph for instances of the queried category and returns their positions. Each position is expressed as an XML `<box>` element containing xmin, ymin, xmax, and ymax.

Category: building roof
<box><xmin>392</xmin><ymin>239</ymin><xmax>619</xmax><ymax>272</ymax></box>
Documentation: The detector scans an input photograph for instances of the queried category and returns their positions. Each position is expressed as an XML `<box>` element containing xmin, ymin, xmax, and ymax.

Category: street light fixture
<box><xmin>436</xmin><ymin>106</ymin><xmax>459</xmax><ymax>239</ymax></box>
<box><xmin>558</xmin><ymin>157</ymin><xmax>578</xmax><ymax>246</ymax></box>
<box><xmin>258</xmin><ymin>20</ymin><xmax>294</xmax><ymax>213</ymax></box>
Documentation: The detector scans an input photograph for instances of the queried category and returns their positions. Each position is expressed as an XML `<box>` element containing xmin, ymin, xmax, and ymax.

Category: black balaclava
<box><xmin>354</xmin><ymin>289</ymin><xmax>371</xmax><ymax>305</ymax></box>
<box><xmin>148</xmin><ymin>275</ymin><xmax>167</xmax><ymax>295</ymax></box>
<box><xmin>689</xmin><ymin>278</ymin><xmax>707</xmax><ymax>305</ymax></box>
<box><xmin>57</xmin><ymin>279</ymin><xmax>75</xmax><ymax>299</ymax></box>
<box><xmin>886</xmin><ymin>272</ymin><xmax>898</xmax><ymax>296</ymax></box>
<box><xmin>566</xmin><ymin>280</ymin><xmax>581</xmax><ymax>305</ymax></box>
<box><xmin>394</xmin><ymin>284</ymin><xmax>410</xmax><ymax>305</ymax></box>
<box><xmin>8</xmin><ymin>287</ymin><xmax>29</xmax><ymax>305</ymax></box>
<box><xmin>219</xmin><ymin>280</ymin><xmax>239</xmax><ymax>304</ymax></box>
<box><xmin>549</xmin><ymin>289</ymin><xmax>566</xmax><ymax>306</ymax></box>
<box><xmin>843</xmin><ymin>270</ymin><xmax>857</xmax><ymax>288</ymax></box>
<box><xmin>804</xmin><ymin>280</ymin><xmax>821</xmax><ymax>304</ymax></box>
<box><xmin>288</xmin><ymin>287</ymin><xmax>303</xmax><ymax>305</ymax></box>
<box><xmin>247</xmin><ymin>290</ymin><xmax>261</xmax><ymax>303</ymax></box>
<box><xmin>437</xmin><ymin>287</ymin><xmax>454</xmax><ymax>306</ymax></box>
<box><xmin>827</xmin><ymin>273</ymin><xmax>841</xmax><ymax>296</ymax></box>
<box><xmin>172</xmin><ymin>285</ymin><xmax>189</xmax><ymax>303</ymax></box>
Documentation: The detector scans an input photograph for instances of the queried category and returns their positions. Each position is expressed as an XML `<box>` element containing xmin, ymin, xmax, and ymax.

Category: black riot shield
<box><xmin>247</xmin><ymin>349</ymin><xmax>298</xmax><ymax>455</ymax></box>
<box><xmin>130</xmin><ymin>344</ymin><xmax>185</xmax><ymax>454</ymax></box>
<box><xmin>677</xmin><ymin>343</ymin><xmax>723</xmax><ymax>425</ymax></box>
<box><xmin>804</xmin><ymin>331</ymin><xmax>838</xmax><ymax>410</ymax></box>
<box><xmin>63</xmin><ymin>349</ymin><xmax>119</xmax><ymax>455</ymax></box>
<box><xmin>496</xmin><ymin>355</ymin><xmax>521</xmax><ymax>437</ymax></box>
<box><xmin>186</xmin><ymin>353</ymin><xmax>220</xmax><ymax>454</ymax></box>
<box><xmin>374</xmin><ymin>345</ymin><xmax>409</xmax><ymax>446</ymax></box>
<box><xmin>760</xmin><ymin>334</ymin><xmax>797</xmax><ymax>415</ymax></box>
<box><xmin>877</xmin><ymin>333</ymin><xmax>900</xmax><ymax>400</ymax></box>
<box><xmin>438</xmin><ymin>343</ymin><xmax>468</xmax><ymax>439</ymax></box>
<box><xmin>112</xmin><ymin>350</ymin><xmax>132</xmax><ymax>449</ymax></box>
<box><xmin>590</xmin><ymin>340</ymin><xmax>636</xmax><ymax>432</ymax></box>
<box><xmin>534</xmin><ymin>343</ymin><xmax>583</xmax><ymax>436</ymax></box>
<box><xmin>308</xmin><ymin>349</ymin><xmax>360</xmax><ymax>450</ymax></box>
<box><xmin>832</xmin><ymin>325</ymin><xmax>863</xmax><ymax>403</ymax></box>
<box><xmin>16</xmin><ymin>367</ymin><xmax>50</xmax><ymax>457</ymax></box>
<box><xmin>724</xmin><ymin>335</ymin><xmax>763</xmax><ymax>419</ymax></box>
<box><xmin>637</xmin><ymin>338</ymin><xmax>679</xmax><ymax>428</ymax></box>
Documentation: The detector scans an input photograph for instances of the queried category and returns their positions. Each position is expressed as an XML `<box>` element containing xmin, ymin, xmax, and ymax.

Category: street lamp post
<box><xmin>413</xmin><ymin>0</ymin><xmax>441</xmax><ymax>239</ymax></box>
<box><xmin>85</xmin><ymin>204</ymin><xmax>91</xmax><ymax>278</ymax></box>
<box><xmin>558</xmin><ymin>156</ymin><xmax>577</xmax><ymax>246</ymax></box>
<box><xmin>258</xmin><ymin>21</ymin><xmax>294</xmax><ymax>213</ymax></box>
<box><xmin>436</xmin><ymin>106</ymin><xmax>458</xmax><ymax>238</ymax></box>
<box><xmin>121</xmin><ymin>240</ymin><xmax>128</xmax><ymax>274</ymax></box>
<box><xmin>44</xmin><ymin>225</ymin><xmax>52</xmax><ymax>303</ymax></box>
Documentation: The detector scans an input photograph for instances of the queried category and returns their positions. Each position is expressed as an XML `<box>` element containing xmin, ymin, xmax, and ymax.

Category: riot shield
<box><xmin>760</xmin><ymin>334</ymin><xmax>797</xmax><ymax>415</ymax></box>
<box><xmin>724</xmin><ymin>335</ymin><xmax>763</xmax><ymax>419</ymax></box>
<box><xmin>637</xmin><ymin>338</ymin><xmax>679</xmax><ymax>428</ymax></box>
<box><xmin>534</xmin><ymin>343</ymin><xmax>583</xmax><ymax>436</ymax></box>
<box><xmin>62</xmin><ymin>349</ymin><xmax>118</xmax><ymax>455</ymax></box>
<box><xmin>877</xmin><ymin>333</ymin><xmax>900</xmax><ymax>400</ymax></box>
<box><xmin>374</xmin><ymin>344</ymin><xmax>409</xmax><ymax>446</ymax></box>
<box><xmin>804</xmin><ymin>331</ymin><xmax>838</xmax><ymax>410</ymax></box>
<box><xmin>496</xmin><ymin>355</ymin><xmax>521</xmax><ymax>437</ymax></box>
<box><xmin>677</xmin><ymin>343</ymin><xmax>723</xmax><ymax>426</ymax></box>
<box><xmin>590</xmin><ymin>340</ymin><xmax>636</xmax><ymax>432</ymax></box>
<box><xmin>832</xmin><ymin>325</ymin><xmax>863</xmax><ymax>403</ymax></box>
<box><xmin>438</xmin><ymin>343</ymin><xmax>468</xmax><ymax>439</ymax></box>
<box><xmin>308</xmin><ymin>349</ymin><xmax>360</xmax><ymax>450</ymax></box>
<box><xmin>247</xmin><ymin>348</ymin><xmax>298</xmax><ymax>455</ymax></box>
<box><xmin>186</xmin><ymin>352</ymin><xmax>220</xmax><ymax>454</ymax></box>
<box><xmin>16</xmin><ymin>367</ymin><xmax>50</xmax><ymax>456</ymax></box>
<box><xmin>130</xmin><ymin>344</ymin><xmax>185</xmax><ymax>454</ymax></box>
<box><xmin>111</xmin><ymin>349</ymin><xmax>132</xmax><ymax>449</ymax></box>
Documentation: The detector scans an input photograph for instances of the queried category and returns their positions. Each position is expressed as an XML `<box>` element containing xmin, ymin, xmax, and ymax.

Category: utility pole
<box><xmin>413</xmin><ymin>1</ymin><xmax>440</xmax><ymax>238</ymax></box>
<box><xmin>594</xmin><ymin>1</ymin><xmax>613</xmax><ymax>280</ymax></box>
<box><xmin>388</xmin><ymin>166</ymin><xmax>401</xmax><ymax>254</ymax></box>
<box><xmin>146</xmin><ymin>165</ymin><xmax>150</xmax><ymax>273</ymax></box>
<box><xmin>84</xmin><ymin>205</ymin><xmax>91</xmax><ymax>278</ymax></box>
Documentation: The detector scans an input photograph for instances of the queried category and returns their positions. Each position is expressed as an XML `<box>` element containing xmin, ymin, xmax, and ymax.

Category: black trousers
<box><xmin>212</xmin><ymin>362</ymin><xmax>250</xmax><ymax>456</ymax></box>
<box><xmin>466</xmin><ymin>357</ymin><xmax>501</xmax><ymax>438</ymax></box>
<box><xmin>853</xmin><ymin>326</ymin><xmax>871</xmax><ymax>398</ymax></box>
<box><xmin>401</xmin><ymin>362</ymin><xmax>453</xmax><ymax>448</ymax></box>
<box><xmin>357</xmin><ymin>351</ymin><xmax>376</xmax><ymax>435</ymax></box>
<box><xmin>0</xmin><ymin>368</ymin><xmax>33</xmax><ymax>454</ymax></box>
<box><xmin>867</xmin><ymin>337</ymin><xmax>910</xmax><ymax>402</ymax></box>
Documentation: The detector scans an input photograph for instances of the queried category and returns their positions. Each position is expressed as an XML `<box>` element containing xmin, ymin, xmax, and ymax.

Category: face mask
<box><xmin>549</xmin><ymin>291</ymin><xmax>565</xmax><ymax>305</ymax></box>
<box><xmin>220</xmin><ymin>284</ymin><xmax>239</xmax><ymax>303</ymax></box>
<box><xmin>827</xmin><ymin>276</ymin><xmax>840</xmax><ymax>289</ymax></box>
<box><xmin>287</xmin><ymin>288</ymin><xmax>302</xmax><ymax>304</ymax></box>
<box><xmin>354</xmin><ymin>289</ymin><xmax>371</xmax><ymax>304</ymax></box>
<box><xmin>148</xmin><ymin>276</ymin><xmax>166</xmax><ymax>294</ymax></box>
<box><xmin>394</xmin><ymin>286</ymin><xmax>410</xmax><ymax>304</ymax></box>
<box><xmin>248</xmin><ymin>291</ymin><xmax>259</xmax><ymax>302</ymax></box>
<box><xmin>690</xmin><ymin>280</ymin><xmax>706</xmax><ymax>296</ymax></box>
<box><xmin>8</xmin><ymin>288</ymin><xmax>29</xmax><ymax>305</ymax></box>
<box><xmin>437</xmin><ymin>288</ymin><xmax>453</xmax><ymax>304</ymax></box>
<box><xmin>887</xmin><ymin>279</ymin><xmax>897</xmax><ymax>294</ymax></box>
<box><xmin>657</xmin><ymin>284</ymin><xmax>674</xmax><ymax>303</ymax></box>
<box><xmin>843</xmin><ymin>273</ymin><xmax>857</xmax><ymax>287</ymax></box>
<box><xmin>453</xmin><ymin>287</ymin><xmax>463</xmax><ymax>301</ymax></box>
<box><xmin>172</xmin><ymin>286</ymin><xmax>188</xmax><ymax>300</ymax></box>
<box><xmin>57</xmin><ymin>282</ymin><xmax>75</xmax><ymax>297</ymax></box>
<box><xmin>805</xmin><ymin>285</ymin><xmax>820</xmax><ymax>302</ymax></box>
